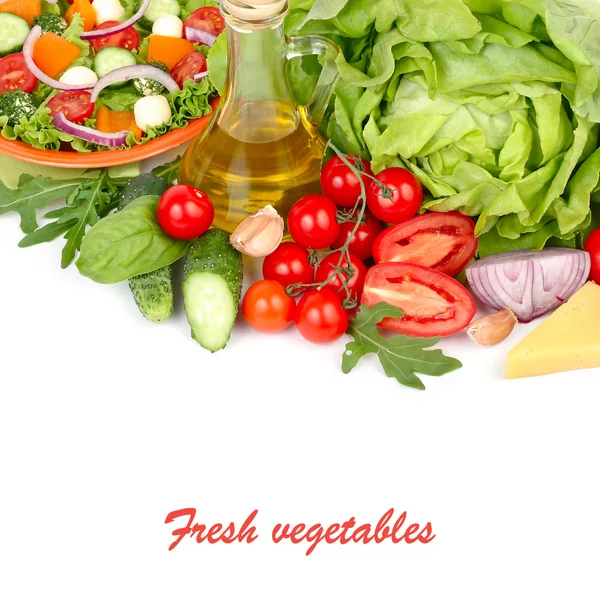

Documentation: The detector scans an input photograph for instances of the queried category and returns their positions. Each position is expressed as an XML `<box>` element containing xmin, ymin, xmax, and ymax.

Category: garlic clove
<box><xmin>466</xmin><ymin>308</ymin><xmax>518</xmax><ymax>347</ymax></box>
<box><xmin>230</xmin><ymin>205</ymin><xmax>284</xmax><ymax>258</ymax></box>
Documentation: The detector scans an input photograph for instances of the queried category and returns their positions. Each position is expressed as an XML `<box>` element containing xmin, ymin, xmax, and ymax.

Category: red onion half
<box><xmin>81</xmin><ymin>0</ymin><xmax>151</xmax><ymax>39</ymax></box>
<box><xmin>91</xmin><ymin>65</ymin><xmax>178</xmax><ymax>102</ymax></box>
<box><xmin>53</xmin><ymin>112</ymin><xmax>129</xmax><ymax>147</ymax></box>
<box><xmin>184</xmin><ymin>27</ymin><xmax>217</xmax><ymax>47</ymax></box>
<box><xmin>23</xmin><ymin>26</ymin><xmax>94</xmax><ymax>91</ymax></box>
<box><xmin>466</xmin><ymin>248</ymin><xmax>591</xmax><ymax>323</ymax></box>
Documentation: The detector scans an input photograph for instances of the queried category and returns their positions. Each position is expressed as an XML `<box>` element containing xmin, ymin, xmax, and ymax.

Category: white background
<box><xmin>1</xmin><ymin>155</ymin><xmax>599</xmax><ymax>600</ymax></box>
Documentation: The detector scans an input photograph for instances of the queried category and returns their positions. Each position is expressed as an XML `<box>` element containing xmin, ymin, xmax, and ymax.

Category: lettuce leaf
<box><xmin>284</xmin><ymin>0</ymin><xmax>600</xmax><ymax>256</ymax></box>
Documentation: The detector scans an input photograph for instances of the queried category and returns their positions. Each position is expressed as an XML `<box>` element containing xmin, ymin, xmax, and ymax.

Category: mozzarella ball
<box><xmin>93</xmin><ymin>0</ymin><xmax>125</xmax><ymax>26</ymax></box>
<box><xmin>152</xmin><ymin>15</ymin><xmax>183</xmax><ymax>38</ymax></box>
<box><xmin>134</xmin><ymin>95</ymin><xmax>172</xmax><ymax>132</ymax></box>
<box><xmin>58</xmin><ymin>66</ymin><xmax>99</xmax><ymax>86</ymax></box>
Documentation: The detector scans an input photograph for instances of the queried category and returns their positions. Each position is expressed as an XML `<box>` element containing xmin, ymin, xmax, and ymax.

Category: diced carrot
<box><xmin>0</xmin><ymin>0</ymin><xmax>41</xmax><ymax>25</ymax></box>
<box><xmin>32</xmin><ymin>33</ymin><xmax>81</xmax><ymax>79</ymax></box>
<box><xmin>96</xmin><ymin>106</ymin><xmax>143</xmax><ymax>141</ymax></box>
<box><xmin>147</xmin><ymin>35</ymin><xmax>195</xmax><ymax>71</ymax></box>
<box><xmin>65</xmin><ymin>0</ymin><xmax>95</xmax><ymax>32</ymax></box>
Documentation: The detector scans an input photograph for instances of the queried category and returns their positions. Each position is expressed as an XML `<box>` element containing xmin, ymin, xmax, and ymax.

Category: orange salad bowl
<box><xmin>0</xmin><ymin>97</ymin><xmax>219</xmax><ymax>169</ymax></box>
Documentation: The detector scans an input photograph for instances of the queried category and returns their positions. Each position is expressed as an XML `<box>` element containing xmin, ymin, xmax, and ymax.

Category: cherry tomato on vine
<box><xmin>262</xmin><ymin>242</ymin><xmax>314</xmax><ymax>288</ymax></box>
<box><xmin>89</xmin><ymin>21</ymin><xmax>141</xmax><ymax>53</ymax></box>
<box><xmin>331</xmin><ymin>208</ymin><xmax>382</xmax><ymax>260</ymax></box>
<box><xmin>288</xmin><ymin>194</ymin><xmax>340</xmax><ymax>250</ymax></box>
<box><xmin>366</xmin><ymin>167</ymin><xmax>423</xmax><ymax>224</ymax></box>
<box><xmin>47</xmin><ymin>91</ymin><xmax>95</xmax><ymax>125</ymax></box>
<box><xmin>315</xmin><ymin>251</ymin><xmax>367</xmax><ymax>304</ymax></box>
<box><xmin>157</xmin><ymin>185</ymin><xmax>214</xmax><ymax>240</ymax></box>
<box><xmin>294</xmin><ymin>289</ymin><xmax>348</xmax><ymax>344</ymax></box>
<box><xmin>242</xmin><ymin>280</ymin><xmax>296</xmax><ymax>333</ymax></box>
<box><xmin>320</xmin><ymin>155</ymin><xmax>374</xmax><ymax>208</ymax></box>
<box><xmin>584</xmin><ymin>228</ymin><xmax>600</xmax><ymax>284</ymax></box>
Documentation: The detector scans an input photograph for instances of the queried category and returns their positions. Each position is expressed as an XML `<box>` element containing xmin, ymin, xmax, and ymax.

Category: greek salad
<box><xmin>0</xmin><ymin>0</ymin><xmax>222</xmax><ymax>151</ymax></box>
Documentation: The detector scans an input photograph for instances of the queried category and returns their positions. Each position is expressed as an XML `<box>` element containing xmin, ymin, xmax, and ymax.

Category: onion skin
<box><xmin>91</xmin><ymin>65</ymin><xmax>178</xmax><ymax>102</ymax></box>
<box><xmin>466</xmin><ymin>249</ymin><xmax>591</xmax><ymax>323</ymax></box>
<box><xmin>53</xmin><ymin>112</ymin><xmax>129</xmax><ymax>147</ymax></box>
<box><xmin>81</xmin><ymin>0</ymin><xmax>152</xmax><ymax>39</ymax></box>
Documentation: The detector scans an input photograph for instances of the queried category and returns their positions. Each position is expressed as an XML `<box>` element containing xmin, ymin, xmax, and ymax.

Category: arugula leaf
<box><xmin>0</xmin><ymin>175</ymin><xmax>83</xmax><ymax>234</ymax></box>
<box><xmin>152</xmin><ymin>156</ymin><xmax>182</xmax><ymax>185</ymax></box>
<box><xmin>343</xmin><ymin>303</ymin><xmax>462</xmax><ymax>391</ymax></box>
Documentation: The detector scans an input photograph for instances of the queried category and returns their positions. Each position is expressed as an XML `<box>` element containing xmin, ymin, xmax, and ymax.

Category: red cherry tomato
<box><xmin>170</xmin><ymin>52</ymin><xmax>207</xmax><ymax>89</ymax></box>
<box><xmin>366</xmin><ymin>168</ymin><xmax>423</xmax><ymax>224</ymax></box>
<box><xmin>0</xmin><ymin>53</ymin><xmax>37</xmax><ymax>93</ymax></box>
<box><xmin>361</xmin><ymin>263</ymin><xmax>476</xmax><ymax>338</ymax></box>
<box><xmin>315</xmin><ymin>251</ymin><xmax>367</xmax><ymax>304</ymax></box>
<box><xmin>183</xmin><ymin>6</ymin><xmax>225</xmax><ymax>37</ymax></box>
<box><xmin>372</xmin><ymin>212</ymin><xmax>478</xmax><ymax>277</ymax></box>
<box><xmin>331</xmin><ymin>208</ymin><xmax>382</xmax><ymax>261</ymax></box>
<box><xmin>320</xmin><ymin>154</ymin><xmax>373</xmax><ymax>209</ymax></box>
<box><xmin>294</xmin><ymin>289</ymin><xmax>348</xmax><ymax>344</ymax></box>
<box><xmin>262</xmin><ymin>242</ymin><xmax>314</xmax><ymax>289</ymax></box>
<box><xmin>584</xmin><ymin>228</ymin><xmax>600</xmax><ymax>284</ymax></box>
<box><xmin>89</xmin><ymin>21</ymin><xmax>141</xmax><ymax>52</ymax></box>
<box><xmin>157</xmin><ymin>185</ymin><xmax>214</xmax><ymax>240</ymax></box>
<box><xmin>242</xmin><ymin>280</ymin><xmax>296</xmax><ymax>333</ymax></box>
<box><xmin>288</xmin><ymin>194</ymin><xmax>341</xmax><ymax>250</ymax></box>
<box><xmin>47</xmin><ymin>91</ymin><xmax>95</xmax><ymax>125</ymax></box>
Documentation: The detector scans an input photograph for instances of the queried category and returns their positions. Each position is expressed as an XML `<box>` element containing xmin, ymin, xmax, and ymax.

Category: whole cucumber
<box><xmin>183</xmin><ymin>229</ymin><xmax>243</xmax><ymax>352</ymax></box>
<box><xmin>119</xmin><ymin>174</ymin><xmax>175</xmax><ymax>324</ymax></box>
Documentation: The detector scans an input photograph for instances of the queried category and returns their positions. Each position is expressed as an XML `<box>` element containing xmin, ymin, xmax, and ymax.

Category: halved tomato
<box><xmin>361</xmin><ymin>262</ymin><xmax>476</xmax><ymax>337</ymax></box>
<box><xmin>373</xmin><ymin>212</ymin><xmax>478</xmax><ymax>277</ymax></box>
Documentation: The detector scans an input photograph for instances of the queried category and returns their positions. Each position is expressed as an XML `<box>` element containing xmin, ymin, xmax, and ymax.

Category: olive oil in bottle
<box><xmin>179</xmin><ymin>0</ymin><xmax>339</xmax><ymax>233</ymax></box>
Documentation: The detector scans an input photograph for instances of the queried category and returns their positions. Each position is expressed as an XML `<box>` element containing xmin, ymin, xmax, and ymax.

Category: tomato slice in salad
<box><xmin>361</xmin><ymin>262</ymin><xmax>476</xmax><ymax>337</ymax></box>
<box><xmin>373</xmin><ymin>212</ymin><xmax>478</xmax><ymax>277</ymax></box>
<box><xmin>183</xmin><ymin>6</ymin><xmax>225</xmax><ymax>36</ymax></box>
<box><xmin>171</xmin><ymin>52</ymin><xmax>207</xmax><ymax>89</ymax></box>
<box><xmin>47</xmin><ymin>91</ymin><xmax>95</xmax><ymax>125</ymax></box>
<box><xmin>89</xmin><ymin>21</ymin><xmax>141</xmax><ymax>52</ymax></box>
<box><xmin>0</xmin><ymin>53</ymin><xmax>37</xmax><ymax>93</ymax></box>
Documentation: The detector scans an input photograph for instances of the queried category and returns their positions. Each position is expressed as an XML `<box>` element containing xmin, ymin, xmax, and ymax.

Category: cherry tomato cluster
<box><xmin>242</xmin><ymin>153</ymin><xmax>428</xmax><ymax>344</ymax></box>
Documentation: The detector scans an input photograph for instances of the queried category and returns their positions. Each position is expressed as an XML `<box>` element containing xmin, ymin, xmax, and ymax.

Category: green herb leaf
<box><xmin>76</xmin><ymin>195</ymin><xmax>193</xmax><ymax>284</ymax></box>
<box><xmin>18</xmin><ymin>220</ymin><xmax>77</xmax><ymax>248</ymax></box>
<box><xmin>152</xmin><ymin>156</ymin><xmax>182</xmax><ymax>185</ymax></box>
<box><xmin>0</xmin><ymin>176</ymin><xmax>84</xmax><ymax>234</ymax></box>
<box><xmin>343</xmin><ymin>303</ymin><xmax>462</xmax><ymax>391</ymax></box>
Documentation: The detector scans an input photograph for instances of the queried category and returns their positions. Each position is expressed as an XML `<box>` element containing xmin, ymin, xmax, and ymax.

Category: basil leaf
<box><xmin>76</xmin><ymin>195</ymin><xmax>192</xmax><ymax>284</ymax></box>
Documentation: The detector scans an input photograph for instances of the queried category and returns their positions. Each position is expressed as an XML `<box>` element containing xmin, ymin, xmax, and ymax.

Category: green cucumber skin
<box><xmin>129</xmin><ymin>266</ymin><xmax>174</xmax><ymax>324</ymax></box>
<box><xmin>183</xmin><ymin>229</ymin><xmax>243</xmax><ymax>352</ymax></box>
<box><xmin>120</xmin><ymin>174</ymin><xmax>174</xmax><ymax>324</ymax></box>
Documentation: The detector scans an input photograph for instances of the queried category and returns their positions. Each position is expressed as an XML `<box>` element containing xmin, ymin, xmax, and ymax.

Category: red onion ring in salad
<box><xmin>193</xmin><ymin>71</ymin><xmax>209</xmax><ymax>82</ymax></box>
<box><xmin>81</xmin><ymin>0</ymin><xmax>151</xmax><ymax>39</ymax></box>
<box><xmin>23</xmin><ymin>26</ymin><xmax>95</xmax><ymax>91</ymax></box>
<box><xmin>91</xmin><ymin>65</ymin><xmax>179</xmax><ymax>102</ymax></box>
<box><xmin>53</xmin><ymin>112</ymin><xmax>130</xmax><ymax>147</ymax></box>
<box><xmin>184</xmin><ymin>27</ymin><xmax>218</xmax><ymax>47</ymax></box>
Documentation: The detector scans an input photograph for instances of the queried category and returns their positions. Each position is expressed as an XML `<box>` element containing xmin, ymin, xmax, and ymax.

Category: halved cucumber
<box><xmin>0</xmin><ymin>14</ymin><xmax>30</xmax><ymax>57</ymax></box>
<box><xmin>139</xmin><ymin>0</ymin><xmax>181</xmax><ymax>30</ymax></box>
<box><xmin>93</xmin><ymin>46</ymin><xmax>137</xmax><ymax>80</ymax></box>
<box><xmin>183</xmin><ymin>229</ymin><xmax>243</xmax><ymax>353</ymax></box>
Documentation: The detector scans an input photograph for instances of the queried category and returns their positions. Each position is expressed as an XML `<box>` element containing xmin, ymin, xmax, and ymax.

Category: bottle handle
<box><xmin>286</xmin><ymin>36</ymin><xmax>340</xmax><ymax>127</ymax></box>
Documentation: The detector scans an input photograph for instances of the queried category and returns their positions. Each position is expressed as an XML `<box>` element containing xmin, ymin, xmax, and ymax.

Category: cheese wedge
<box><xmin>505</xmin><ymin>281</ymin><xmax>600</xmax><ymax>379</ymax></box>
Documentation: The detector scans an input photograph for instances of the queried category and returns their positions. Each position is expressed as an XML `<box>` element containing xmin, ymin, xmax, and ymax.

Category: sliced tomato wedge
<box><xmin>183</xmin><ymin>6</ymin><xmax>225</xmax><ymax>36</ymax></box>
<box><xmin>89</xmin><ymin>21</ymin><xmax>141</xmax><ymax>52</ymax></box>
<box><xmin>170</xmin><ymin>52</ymin><xmax>207</xmax><ymax>89</ymax></box>
<box><xmin>0</xmin><ymin>53</ymin><xmax>37</xmax><ymax>93</ymax></box>
<box><xmin>361</xmin><ymin>262</ymin><xmax>476</xmax><ymax>337</ymax></box>
<box><xmin>373</xmin><ymin>212</ymin><xmax>478</xmax><ymax>277</ymax></box>
<box><xmin>47</xmin><ymin>91</ymin><xmax>95</xmax><ymax>125</ymax></box>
